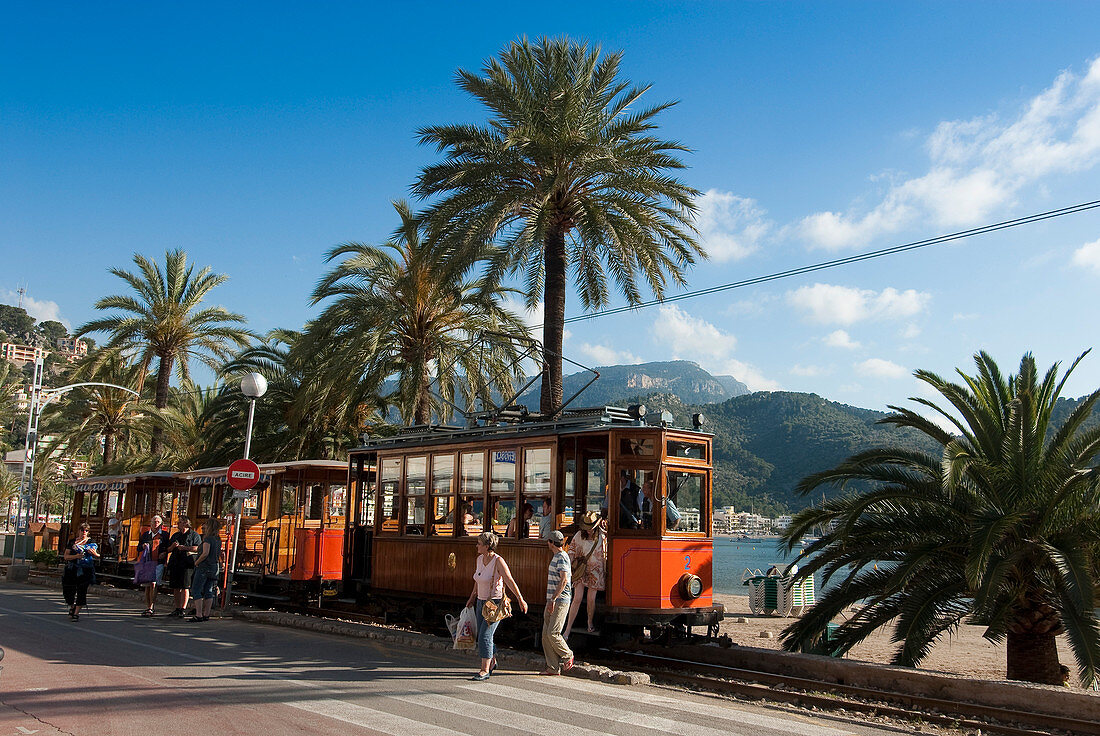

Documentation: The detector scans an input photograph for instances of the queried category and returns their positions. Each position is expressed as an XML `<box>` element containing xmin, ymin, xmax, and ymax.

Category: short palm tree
<box><xmin>309</xmin><ymin>201</ymin><xmax>526</xmax><ymax>426</ymax></box>
<box><xmin>415</xmin><ymin>36</ymin><xmax>704</xmax><ymax>415</ymax></box>
<box><xmin>40</xmin><ymin>350</ymin><xmax>150</xmax><ymax>466</ymax></box>
<box><xmin>781</xmin><ymin>351</ymin><xmax>1100</xmax><ymax>686</ymax></box>
<box><xmin>75</xmin><ymin>249</ymin><xmax>253</xmax><ymax>452</ymax></box>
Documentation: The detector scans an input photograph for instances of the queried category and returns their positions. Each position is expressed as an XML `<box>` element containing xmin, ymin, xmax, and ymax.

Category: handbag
<box><xmin>133</xmin><ymin>548</ymin><xmax>158</xmax><ymax>585</ymax></box>
<box><xmin>481</xmin><ymin>556</ymin><xmax>512</xmax><ymax>623</ymax></box>
<box><xmin>482</xmin><ymin>590</ymin><xmax>511</xmax><ymax>623</ymax></box>
<box><xmin>570</xmin><ymin>532</ymin><xmax>599</xmax><ymax>581</ymax></box>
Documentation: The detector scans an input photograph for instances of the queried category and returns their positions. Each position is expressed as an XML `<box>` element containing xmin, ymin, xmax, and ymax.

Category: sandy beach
<box><xmin>713</xmin><ymin>593</ymin><xmax>1096</xmax><ymax>692</ymax></box>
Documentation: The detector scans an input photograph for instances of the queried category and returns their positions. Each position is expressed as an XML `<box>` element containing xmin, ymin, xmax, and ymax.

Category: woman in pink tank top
<box><xmin>466</xmin><ymin>531</ymin><xmax>528</xmax><ymax>680</ymax></box>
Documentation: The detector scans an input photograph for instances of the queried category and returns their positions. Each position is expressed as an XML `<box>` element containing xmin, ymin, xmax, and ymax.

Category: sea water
<box><xmin>712</xmin><ymin>536</ymin><xmax>815</xmax><ymax>596</ymax></box>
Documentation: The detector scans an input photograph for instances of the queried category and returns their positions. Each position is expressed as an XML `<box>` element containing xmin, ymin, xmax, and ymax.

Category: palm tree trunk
<box><xmin>103</xmin><ymin>427</ymin><xmax>115</xmax><ymax>465</ymax></box>
<box><xmin>150</xmin><ymin>353</ymin><xmax>174</xmax><ymax>455</ymax></box>
<box><xmin>540</xmin><ymin>228</ymin><xmax>568</xmax><ymax>416</ymax></box>
<box><xmin>1007</xmin><ymin>630</ymin><xmax>1063</xmax><ymax>685</ymax></box>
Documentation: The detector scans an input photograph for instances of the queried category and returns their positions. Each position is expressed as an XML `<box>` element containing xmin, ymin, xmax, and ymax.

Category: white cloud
<box><xmin>650</xmin><ymin>304</ymin><xmax>779</xmax><ymax>391</ymax></box>
<box><xmin>899</xmin><ymin>323</ymin><xmax>922</xmax><ymax>339</ymax></box>
<box><xmin>790</xmin><ymin>364</ymin><xmax>826</xmax><ymax>377</ymax></box>
<box><xmin>798</xmin><ymin>56</ymin><xmax>1100</xmax><ymax>249</ymax></box>
<box><xmin>0</xmin><ymin>290</ymin><xmax>66</xmax><ymax>326</ymax></box>
<box><xmin>1072</xmin><ymin>237</ymin><xmax>1100</xmax><ymax>271</ymax></box>
<box><xmin>576</xmin><ymin>343</ymin><xmax>643</xmax><ymax>367</ymax></box>
<box><xmin>694</xmin><ymin>189</ymin><xmax>772</xmax><ymax>262</ymax></box>
<box><xmin>856</xmin><ymin>358</ymin><xmax>909</xmax><ymax>379</ymax></box>
<box><xmin>787</xmin><ymin>283</ymin><xmax>930</xmax><ymax>325</ymax></box>
<box><xmin>823</xmin><ymin>329</ymin><xmax>861</xmax><ymax>349</ymax></box>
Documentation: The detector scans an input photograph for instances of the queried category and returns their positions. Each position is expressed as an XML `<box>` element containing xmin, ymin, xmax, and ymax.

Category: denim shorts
<box><xmin>190</xmin><ymin>567</ymin><xmax>219</xmax><ymax>600</ymax></box>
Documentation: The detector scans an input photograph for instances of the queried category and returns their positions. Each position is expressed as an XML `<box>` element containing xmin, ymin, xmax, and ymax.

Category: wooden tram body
<box><xmin>344</xmin><ymin>406</ymin><xmax>723</xmax><ymax>635</ymax></box>
<box><xmin>65</xmin><ymin>406</ymin><xmax>722</xmax><ymax>640</ymax></box>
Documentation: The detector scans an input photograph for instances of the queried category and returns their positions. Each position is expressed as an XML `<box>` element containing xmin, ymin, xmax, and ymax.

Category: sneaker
<box><xmin>471</xmin><ymin>672</ymin><xmax>490</xmax><ymax>681</ymax></box>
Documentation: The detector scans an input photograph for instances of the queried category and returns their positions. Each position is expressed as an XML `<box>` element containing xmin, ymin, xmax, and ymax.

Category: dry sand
<box><xmin>713</xmin><ymin>593</ymin><xmax>1096</xmax><ymax>692</ymax></box>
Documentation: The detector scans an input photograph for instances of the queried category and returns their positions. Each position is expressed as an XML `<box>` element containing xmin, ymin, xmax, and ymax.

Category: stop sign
<box><xmin>227</xmin><ymin>458</ymin><xmax>260</xmax><ymax>491</ymax></box>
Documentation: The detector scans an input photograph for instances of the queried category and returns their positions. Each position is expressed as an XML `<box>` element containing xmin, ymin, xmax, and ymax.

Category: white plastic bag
<box><xmin>453</xmin><ymin>605</ymin><xmax>477</xmax><ymax>650</ymax></box>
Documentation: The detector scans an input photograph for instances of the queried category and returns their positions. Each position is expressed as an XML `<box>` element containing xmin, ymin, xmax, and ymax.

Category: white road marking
<box><xmin>285</xmin><ymin>698</ymin><xmax>460</xmax><ymax>736</ymax></box>
<box><xmin>532</xmin><ymin>674</ymin><xmax>854</xmax><ymax>736</ymax></box>
<box><xmin>390</xmin><ymin>691</ymin><xmax>611</xmax><ymax>736</ymax></box>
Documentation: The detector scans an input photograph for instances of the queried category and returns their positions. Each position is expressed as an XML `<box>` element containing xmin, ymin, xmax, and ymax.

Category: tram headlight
<box><xmin>679</xmin><ymin>573</ymin><xmax>703</xmax><ymax>599</ymax></box>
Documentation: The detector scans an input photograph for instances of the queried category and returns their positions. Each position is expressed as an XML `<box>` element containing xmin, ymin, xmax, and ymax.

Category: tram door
<box><xmin>347</xmin><ymin>453</ymin><xmax>376</xmax><ymax>589</ymax></box>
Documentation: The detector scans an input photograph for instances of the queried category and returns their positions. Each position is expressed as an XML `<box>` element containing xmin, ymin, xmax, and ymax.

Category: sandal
<box><xmin>489</xmin><ymin>657</ymin><xmax>497</xmax><ymax>674</ymax></box>
<box><xmin>470</xmin><ymin>672</ymin><xmax>490</xmax><ymax>681</ymax></box>
<box><xmin>141</xmin><ymin>609</ymin><xmax>153</xmax><ymax>617</ymax></box>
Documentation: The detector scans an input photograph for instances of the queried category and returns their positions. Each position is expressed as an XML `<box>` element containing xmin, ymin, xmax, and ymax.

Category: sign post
<box><xmin>223</xmin><ymin>458</ymin><xmax>259</xmax><ymax>609</ymax></box>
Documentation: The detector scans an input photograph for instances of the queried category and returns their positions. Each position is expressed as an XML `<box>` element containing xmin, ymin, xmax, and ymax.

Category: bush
<box><xmin>31</xmin><ymin>548</ymin><xmax>59</xmax><ymax>566</ymax></box>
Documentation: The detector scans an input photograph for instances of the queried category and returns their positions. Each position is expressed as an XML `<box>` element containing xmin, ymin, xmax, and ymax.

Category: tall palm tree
<box><xmin>75</xmin><ymin>249</ymin><xmax>252</xmax><ymax>452</ymax></box>
<box><xmin>781</xmin><ymin>351</ymin><xmax>1100</xmax><ymax>686</ymax></box>
<box><xmin>309</xmin><ymin>201</ymin><xmax>526</xmax><ymax>426</ymax></box>
<box><xmin>415</xmin><ymin>36</ymin><xmax>705</xmax><ymax>415</ymax></box>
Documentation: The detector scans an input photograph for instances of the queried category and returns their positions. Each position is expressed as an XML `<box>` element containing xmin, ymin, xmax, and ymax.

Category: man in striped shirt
<box><xmin>540</xmin><ymin>530</ymin><xmax>575</xmax><ymax>675</ymax></box>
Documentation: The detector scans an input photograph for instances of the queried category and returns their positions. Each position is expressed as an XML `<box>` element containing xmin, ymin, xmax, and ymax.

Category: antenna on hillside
<box><xmin>16</xmin><ymin>286</ymin><xmax>26</xmax><ymax>309</ymax></box>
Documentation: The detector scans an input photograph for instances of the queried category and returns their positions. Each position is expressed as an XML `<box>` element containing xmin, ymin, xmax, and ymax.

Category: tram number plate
<box><xmin>684</xmin><ymin>554</ymin><xmax>691</xmax><ymax>570</ymax></box>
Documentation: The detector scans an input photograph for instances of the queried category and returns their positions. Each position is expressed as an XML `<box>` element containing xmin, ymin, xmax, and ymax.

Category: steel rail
<box><xmin>605</xmin><ymin>650</ymin><xmax>1100</xmax><ymax>736</ymax></box>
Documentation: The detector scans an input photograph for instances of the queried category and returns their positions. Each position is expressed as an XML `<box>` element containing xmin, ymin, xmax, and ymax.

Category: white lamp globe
<box><xmin>240</xmin><ymin>372</ymin><xmax>268</xmax><ymax>399</ymax></box>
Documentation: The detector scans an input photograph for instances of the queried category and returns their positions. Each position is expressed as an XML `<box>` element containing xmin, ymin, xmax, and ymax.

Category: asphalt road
<box><xmin>1</xmin><ymin>584</ymin><xmax>901</xmax><ymax>736</ymax></box>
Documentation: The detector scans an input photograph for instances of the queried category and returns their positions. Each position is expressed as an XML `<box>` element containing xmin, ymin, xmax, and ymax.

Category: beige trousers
<box><xmin>542</xmin><ymin>598</ymin><xmax>573</xmax><ymax>671</ymax></box>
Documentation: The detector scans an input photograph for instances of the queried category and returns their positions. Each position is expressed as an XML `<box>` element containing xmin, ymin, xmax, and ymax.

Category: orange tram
<box><xmin>66</xmin><ymin>405</ymin><xmax>723</xmax><ymax>642</ymax></box>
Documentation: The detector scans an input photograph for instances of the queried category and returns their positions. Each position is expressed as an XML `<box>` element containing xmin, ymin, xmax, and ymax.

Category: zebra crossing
<box><xmin>287</xmin><ymin>674</ymin><xmax>856</xmax><ymax>736</ymax></box>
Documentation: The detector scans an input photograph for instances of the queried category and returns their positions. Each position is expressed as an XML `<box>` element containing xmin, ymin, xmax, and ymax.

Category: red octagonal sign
<box><xmin>227</xmin><ymin>458</ymin><xmax>260</xmax><ymax>491</ymax></box>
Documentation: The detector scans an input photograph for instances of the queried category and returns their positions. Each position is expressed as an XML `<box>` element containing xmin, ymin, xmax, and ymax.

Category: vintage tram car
<box><xmin>66</xmin><ymin>405</ymin><xmax>722</xmax><ymax>641</ymax></box>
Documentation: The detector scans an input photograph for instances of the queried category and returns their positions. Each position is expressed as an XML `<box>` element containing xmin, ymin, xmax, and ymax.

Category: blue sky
<box><xmin>3</xmin><ymin>2</ymin><xmax>1100</xmax><ymax>413</ymax></box>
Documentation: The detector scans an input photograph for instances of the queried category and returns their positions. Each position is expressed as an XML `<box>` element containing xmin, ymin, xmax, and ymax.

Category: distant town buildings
<box><xmin>0</xmin><ymin>342</ymin><xmax>46</xmax><ymax>365</ymax></box>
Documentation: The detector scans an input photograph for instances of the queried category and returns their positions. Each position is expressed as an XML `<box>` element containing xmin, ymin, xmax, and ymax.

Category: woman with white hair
<box><xmin>465</xmin><ymin>531</ymin><xmax>528</xmax><ymax>681</ymax></box>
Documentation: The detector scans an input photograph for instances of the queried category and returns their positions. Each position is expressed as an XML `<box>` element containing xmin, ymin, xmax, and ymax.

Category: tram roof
<box><xmin>352</xmin><ymin>405</ymin><xmax>711</xmax><ymax>454</ymax></box>
<box><xmin>69</xmin><ymin>460</ymin><xmax>346</xmax><ymax>489</ymax></box>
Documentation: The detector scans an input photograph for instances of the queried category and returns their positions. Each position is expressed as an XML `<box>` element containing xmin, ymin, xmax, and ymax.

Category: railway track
<box><xmin>600</xmin><ymin>650</ymin><xmax>1097</xmax><ymax>736</ymax></box>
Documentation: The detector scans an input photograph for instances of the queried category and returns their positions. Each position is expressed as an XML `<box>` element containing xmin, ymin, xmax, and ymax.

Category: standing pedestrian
<box><xmin>138</xmin><ymin>514</ymin><xmax>170</xmax><ymax>616</ymax></box>
<box><xmin>62</xmin><ymin>522</ymin><xmax>99</xmax><ymax>621</ymax></box>
<box><xmin>466</xmin><ymin>531</ymin><xmax>528</xmax><ymax>681</ymax></box>
<box><xmin>539</xmin><ymin>530</ymin><xmax>574</xmax><ymax>675</ymax></box>
<box><xmin>165</xmin><ymin>516</ymin><xmax>201</xmax><ymax>618</ymax></box>
<box><xmin>188</xmin><ymin>518</ymin><xmax>222</xmax><ymax>622</ymax></box>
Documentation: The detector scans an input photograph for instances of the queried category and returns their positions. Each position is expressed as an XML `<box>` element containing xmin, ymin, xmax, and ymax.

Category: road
<box><xmin>1</xmin><ymin>584</ymin><xmax>899</xmax><ymax>736</ymax></box>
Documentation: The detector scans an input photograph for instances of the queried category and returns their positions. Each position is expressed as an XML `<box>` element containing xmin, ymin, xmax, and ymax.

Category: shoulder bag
<box><xmin>571</xmin><ymin>533</ymin><xmax>599</xmax><ymax>582</ymax></box>
<box><xmin>481</xmin><ymin>557</ymin><xmax>512</xmax><ymax>623</ymax></box>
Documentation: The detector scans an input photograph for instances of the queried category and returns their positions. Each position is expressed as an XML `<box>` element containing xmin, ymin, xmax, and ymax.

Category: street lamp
<box><xmin>13</xmin><ymin>361</ymin><xmax>139</xmax><ymax>562</ymax></box>
<box><xmin>225</xmin><ymin>372</ymin><xmax>266</xmax><ymax>608</ymax></box>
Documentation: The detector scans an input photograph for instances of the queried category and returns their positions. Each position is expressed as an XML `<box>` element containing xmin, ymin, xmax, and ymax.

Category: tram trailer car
<box><xmin>340</xmin><ymin>405</ymin><xmax>723</xmax><ymax>643</ymax></box>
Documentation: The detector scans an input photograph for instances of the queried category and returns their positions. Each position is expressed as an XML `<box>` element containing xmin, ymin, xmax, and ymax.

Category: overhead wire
<box><xmin>555</xmin><ymin>198</ymin><xmax>1100</xmax><ymax>326</ymax></box>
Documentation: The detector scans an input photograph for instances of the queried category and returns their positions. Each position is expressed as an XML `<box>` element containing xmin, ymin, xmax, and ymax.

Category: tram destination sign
<box><xmin>227</xmin><ymin>458</ymin><xmax>260</xmax><ymax>491</ymax></box>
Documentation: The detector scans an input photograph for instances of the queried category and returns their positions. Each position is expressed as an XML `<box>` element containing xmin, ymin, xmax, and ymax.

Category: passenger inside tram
<box><xmin>506</xmin><ymin>502</ymin><xmax>534</xmax><ymax>537</ymax></box>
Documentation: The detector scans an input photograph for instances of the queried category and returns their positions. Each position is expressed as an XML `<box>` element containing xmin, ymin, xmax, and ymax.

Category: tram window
<box><xmin>328</xmin><ymin>483</ymin><xmax>347</xmax><ymax>519</ymax></box>
<box><xmin>281</xmin><ymin>482</ymin><xmax>298</xmax><ymax>516</ymax></box>
<box><xmin>562</xmin><ymin>457</ymin><xmax>575</xmax><ymax>530</ymax></box>
<box><xmin>665</xmin><ymin>470</ymin><xmax>703</xmax><ymax>533</ymax></box>
<box><xmin>83</xmin><ymin>493</ymin><xmax>99</xmax><ymax>517</ymax></box>
<box><xmin>160</xmin><ymin>490</ymin><xmax>177</xmax><ymax>518</ymax></box>
<box><xmin>305</xmin><ymin>485</ymin><xmax>325</xmax><ymax>520</ymax></box>
<box><xmin>491</xmin><ymin>498</ymin><xmax>516</xmax><ymax>537</ymax></box>
<box><xmin>405</xmin><ymin>456</ymin><xmax>427</xmax><ymax>535</ymax></box>
<box><xmin>617</xmin><ymin>467</ymin><xmax>658</xmax><ymax>531</ymax></box>
<box><xmin>107</xmin><ymin>491</ymin><xmax>120</xmax><ymax>514</ymax></box>
<box><xmin>430</xmin><ymin>454</ymin><xmax>455</xmax><ymax>536</ymax></box>
<box><xmin>177</xmin><ymin>489</ymin><xmax>190</xmax><ymax>517</ymax></box>
<box><xmin>490</xmin><ymin>449</ymin><xmax>516</xmax><ymax>495</ymax></box>
<box><xmin>620</xmin><ymin>436</ymin><xmax>655</xmax><ymax>457</ymax></box>
<box><xmin>358</xmin><ymin>478</ymin><xmax>376</xmax><ymax>525</ymax></box>
<box><xmin>459</xmin><ymin>496</ymin><xmax>483</xmax><ymax>536</ymax></box>
<box><xmin>241</xmin><ymin>489</ymin><xmax>261</xmax><ymax>518</ymax></box>
<box><xmin>521</xmin><ymin>447</ymin><xmax>551</xmax><ymax>540</ymax></box>
<box><xmin>460</xmin><ymin>451</ymin><xmax>484</xmax><ymax>494</ymax></box>
<box><xmin>379</xmin><ymin>457</ymin><xmax>402</xmax><ymax>533</ymax></box>
<box><xmin>667</xmin><ymin>439</ymin><xmax>706</xmax><ymax>461</ymax></box>
<box><xmin>586</xmin><ymin>458</ymin><xmax>606</xmax><ymax>517</ymax></box>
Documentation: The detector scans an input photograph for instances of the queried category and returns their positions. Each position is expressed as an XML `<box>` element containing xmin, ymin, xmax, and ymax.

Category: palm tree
<box><xmin>309</xmin><ymin>201</ymin><xmax>526</xmax><ymax>426</ymax></box>
<box><xmin>1</xmin><ymin>467</ymin><xmax>19</xmax><ymax>531</ymax></box>
<box><xmin>781</xmin><ymin>351</ymin><xmax>1100</xmax><ymax>686</ymax></box>
<box><xmin>415</xmin><ymin>36</ymin><xmax>704</xmax><ymax>415</ymax></box>
<box><xmin>40</xmin><ymin>350</ymin><xmax>150</xmax><ymax>466</ymax></box>
<box><xmin>75</xmin><ymin>249</ymin><xmax>252</xmax><ymax>452</ymax></box>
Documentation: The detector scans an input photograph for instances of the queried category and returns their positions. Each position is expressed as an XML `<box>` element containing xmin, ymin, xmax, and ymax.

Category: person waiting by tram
<box><xmin>165</xmin><ymin>516</ymin><xmax>201</xmax><ymax>618</ymax></box>
<box><xmin>188</xmin><ymin>518</ymin><xmax>222</xmax><ymax>622</ymax></box>
<box><xmin>138</xmin><ymin>514</ymin><xmax>170</xmax><ymax>617</ymax></box>
<box><xmin>466</xmin><ymin>531</ymin><xmax>528</xmax><ymax>681</ymax></box>
<box><xmin>62</xmin><ymin>522</ymin><xmax>100</xmax><ymax>622</ymax></box>
<box><xmin>564</xmin><ymin>510</ymin><xmax>606</xmax><ymax>638</ymax></box>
